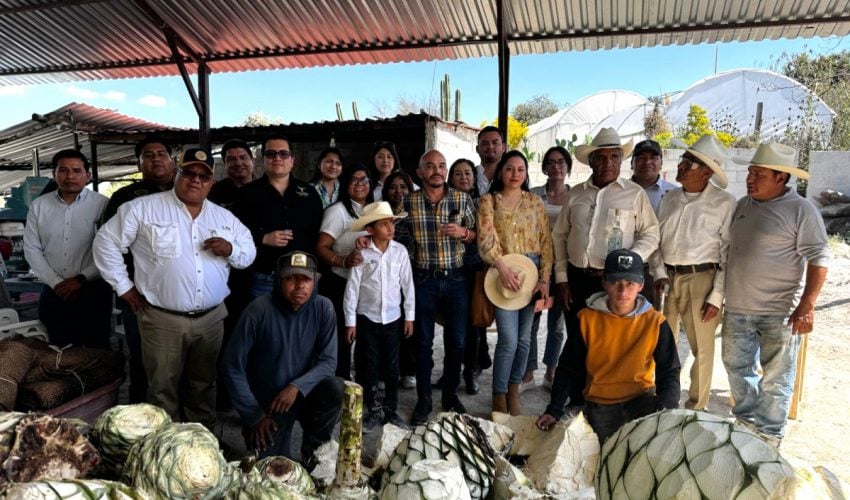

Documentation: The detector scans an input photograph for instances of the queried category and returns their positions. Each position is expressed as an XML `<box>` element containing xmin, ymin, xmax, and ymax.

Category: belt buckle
<box><xmin>435</xmin><ymin>269</ymin><xmax>449</xmax><ymax>278</ymax></box>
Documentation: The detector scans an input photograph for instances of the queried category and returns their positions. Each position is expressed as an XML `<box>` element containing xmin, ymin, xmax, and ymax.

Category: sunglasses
<box><xmin>678</xmin><ymin>154</ymin><xmax>706</xmax><ymax>170</ymax></box>
<box><xmin>263</xmin><ymin>149</ymin><xmax>293</xmax><ymax>160</ymax></box>
<box><xmin>178</xmin><ymin>168</ymin><xmax>213</xmax><ymax>183</ymax></box>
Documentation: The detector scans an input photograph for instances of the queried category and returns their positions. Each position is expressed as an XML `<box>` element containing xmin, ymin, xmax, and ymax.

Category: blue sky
<box><xmin>0</xmin><ymin>35</ymin><xmax>847</xmax><ymax>131</ymax></box>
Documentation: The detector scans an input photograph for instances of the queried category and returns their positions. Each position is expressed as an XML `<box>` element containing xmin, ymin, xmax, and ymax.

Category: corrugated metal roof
<box><xmin>1</xmin><ymin>0</ymin><xmax>848</xmax><ymax>85</ymax></box>
<box><xmin>0</xmin><ymin>102</ymin><xmax>183</xmax><ymax>169</ymax></box>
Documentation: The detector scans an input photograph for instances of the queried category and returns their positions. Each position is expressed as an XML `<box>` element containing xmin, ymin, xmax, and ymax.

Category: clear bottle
<box><xmin>607</xmin><ymin>208</ymin><xmax>623</xmax><ymax>254</ymax></box>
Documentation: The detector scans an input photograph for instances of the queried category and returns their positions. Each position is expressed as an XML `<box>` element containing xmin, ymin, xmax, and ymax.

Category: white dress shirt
<box><xmin>343</xmin><ymin>239</ymin><xmax>415</xmax><ymax>326</ymax></box>
<box><xmin>652</xmin><ymin>184</ymin><xmax>737</xmax><ymax>307</ymax></box>
<box><xmin>93</xmin><ymin>190</ymin><xmax>256</xmax><ymax>312</ymax></box>
<box><xmin>320</xmin><ymin>201</ymin><xmax>366</xmax><ymax>279</ymax></box>
<box><xmin>24</xmin><ymin>189</ymin><xmax>108</xmax><ymax>288</ymax></box>
<box><xmin>552</xmin><ymin>177</ymin><xmax>660</xmax><ymax>283</ymax></box>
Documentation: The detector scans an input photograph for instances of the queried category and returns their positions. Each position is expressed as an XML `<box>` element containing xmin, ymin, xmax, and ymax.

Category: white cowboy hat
<box><xmin>684</xmin><ymin>134</ymin><xmax>730</xmax><ymax>189</ymax></box>
<box><xmin>484</xmin><ymin>254</ymin><xmax>538</xmax><ymax>311</ymax></box>
<box><xmin>574</xmin><ymin>127</ymin><xmax>634</xmax><ymax>165</ymax></box>
<box><xmin>739</xmin><ymin>142</ymin><xmax>810</xmax><ymax>180</ymax></box>
<box><xmin>350</xmin><ymin>201</ymin><xmax>407</xmax><ymax>231</ymax></box>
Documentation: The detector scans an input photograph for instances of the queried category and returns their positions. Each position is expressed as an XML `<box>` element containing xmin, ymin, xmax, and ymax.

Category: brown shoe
<box><xmin>492</xmin><ymin>393</ymin><xmax>508</xmax><ymax>414</ymax></box>
<box><xmin>507</xmin><ymin>383</ymin><xmax>521</xmax><ymax>416</ymax></box>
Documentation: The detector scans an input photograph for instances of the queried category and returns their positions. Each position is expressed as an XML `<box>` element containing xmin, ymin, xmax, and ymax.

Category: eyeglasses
<box><xmin>678</xmin><ymin>154</ymin><xmax>705</xmax><ymax>170</ymax></box>
<box><xmin>178</xmin><ymin>168</ymin><xmax>213</xmax><ymax>183</ymax></box>
<box><xmin>543</xmin><ymin>158</ymin><xmax>570</xmax><ymax>168</ymax></box>
<box><xmin>349</xmin><ymin>176</ymin><xmax>370</xmax><ymax>186</ymax></box>
<box><xmin>263</xmin><ymin>149</ymin><xmax>293</xmax><ymax>160</ymax></box>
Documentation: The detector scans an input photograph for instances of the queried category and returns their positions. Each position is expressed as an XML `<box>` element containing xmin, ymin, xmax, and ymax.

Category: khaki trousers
<box><xmin>663</xmin><ymin>269</ymin><xmax>721</xmax><ymax>409</ymax></box>
<box><xmin>138</xmin><ymin>303</ymin><xmax>227</xmax><ymax>428</ymax></box>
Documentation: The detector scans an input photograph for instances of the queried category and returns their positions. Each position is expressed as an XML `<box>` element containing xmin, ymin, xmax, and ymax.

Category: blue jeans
<box><xmin>527</xmin><ymin>280</ymin><xmax>565</xmax><ymax>371</ymax></box>
<box><xmin>250</xmin><ymin>271</ymin><xmax>274</xmax><ymax>301</ymax></box>
<box><xmin>414</xmin><ymin>271</ymin><xmax>468</xmax><ymax>401</ymax></box>
<box><xmin>721</xmin><ymin>312</ymin><xmax>800</xmax><ymax>437</ymax></box>
<box><xmin>493</xmin><ymin>301</ymin><xmax>536</xmax><ymax>394</ymax></box>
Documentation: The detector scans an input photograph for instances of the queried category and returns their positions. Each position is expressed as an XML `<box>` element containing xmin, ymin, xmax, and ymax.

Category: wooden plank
<box><xmin>789</xmin><ymin>333</ymin><xmax>808</xmax><ymax>420</ymax></box>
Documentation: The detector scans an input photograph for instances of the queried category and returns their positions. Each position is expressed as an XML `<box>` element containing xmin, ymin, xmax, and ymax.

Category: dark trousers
<box><xmin>414</xmin><ymin>272</ymin><xmax>468</xmax><ymax>402</ymax></box>
<box><xmin>319</xmin><ymin>273</ymin><xmax>351</xmax><ymax>380</ymax></box>
<box><xmin>560</xmin><ymin>265</ymin><xmax>605</xmax><ymax>406</ymax></box>
<box><xmin>118</xmin><ymin>299</ymin><xmax>147</xmax><ymax>403</ymax></box>
<box><xmin>39</xmin><ymin>279</ymin><xmax>112</xmax><ymax>349</ymax></box>
<box><xmin>585</xmin><ymin>391</ymin><xmax>658</xmax><ymax>443</ymax></box>
<box><xmin>218</xmin><ymin>268</ymin><xmax>252</xmax><ymax>409</ymax></box>
<box><xmin>251</xmin><ymin>376</ymin><xmax>344</xmax><ymax>462</ymax></box>
<box><xmin>354</xmin><ymin>316</ymin><xmax>402</xmax><ymax>413</ymax></box>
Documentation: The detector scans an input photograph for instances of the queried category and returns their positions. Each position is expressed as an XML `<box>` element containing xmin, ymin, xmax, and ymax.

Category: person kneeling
<box><xmin>536</xmin><ymin>249</ymin><xmax>680</xmax><ymax>443</ymax></box>
<box><xmin>223</xmin><ymin>252</ymin><xmax>343</xmax><ymax>464</ymax></box>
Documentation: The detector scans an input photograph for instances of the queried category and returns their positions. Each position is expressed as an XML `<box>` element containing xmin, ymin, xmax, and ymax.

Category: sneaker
<box><xmin>519</xmin><ymin>378</ymin><xmax>535</xmax><ymax>393</ymax></box>
<box><xmin>400</xmin><ymin>376</ymin><xmax>416</xmax><ymax>389</ymax></box>
<box><xmin>442</xmin><ymin>394</ymin><xmax>467</xmax><ymax>414</ymax></box>
<box><xmin>383</xmin><ymin>411</ymin><xmax>409</xmax><ymax>430</ymax></box>
<box><xmin>411</xmin><ymin>398</ymin><xmax>432</xmax><ymax>426</ymax></box>
<box><xmin>363</xmin><ymin>411</ymin><xmax>383</xmax><ymax>434</ymax></box>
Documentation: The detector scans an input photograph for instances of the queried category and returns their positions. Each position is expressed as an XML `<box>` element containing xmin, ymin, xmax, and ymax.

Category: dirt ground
<box><xmin>209</xmin><ymin>243</ymin><xmax>850</xmax><ymax>483</ymax></box>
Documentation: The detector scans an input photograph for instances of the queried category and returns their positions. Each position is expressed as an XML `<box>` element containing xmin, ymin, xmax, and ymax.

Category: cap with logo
<box><xmin>604</xmin><ymin>249</ymin><xmax>645</xmax><ymax>284</ymax></box>
<box><xmin>178</xmin><ymin>147</ymin><xmax>214</xmax><ymax>173</ymax></box>
<box><xmin>633</xmin><ymin>139</ymin><xmax>663</xmax><ymax>158</ymax></box>
<box><xmin>278</xmin><ymin>251</ymin><xmax>318</xmax><ymax>279</ymax></box>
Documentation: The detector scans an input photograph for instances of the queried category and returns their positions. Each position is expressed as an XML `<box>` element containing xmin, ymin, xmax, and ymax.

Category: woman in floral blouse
<box><xmin>477</xmin><ymin>150</ymin><xmax>553</xmax><ymax>416</ymax></box>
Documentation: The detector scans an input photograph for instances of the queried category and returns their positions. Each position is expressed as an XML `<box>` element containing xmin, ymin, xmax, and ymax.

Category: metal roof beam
<box><xmin>0</xmin><ymin>0</ymin><xmax>109</xmax><ymax>16</ymax></box>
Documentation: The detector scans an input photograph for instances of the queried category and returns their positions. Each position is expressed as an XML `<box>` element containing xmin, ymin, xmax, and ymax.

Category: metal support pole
<box><xmin>90</xmin><ymin>141</ymin><xmax>99</xmax><ymax>192</ymax></box>
<box><xmin>496</xmin><ymin>0</ymin><xmax>510</xmax><ymax>142</ymax></box>
<box><xmin>198</xmin><ymin>62</ymin><xmax>210</xmax><ymax>150</ymax></box>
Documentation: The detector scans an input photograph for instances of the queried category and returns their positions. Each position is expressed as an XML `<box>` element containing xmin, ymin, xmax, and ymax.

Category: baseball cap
<box><xmin>633</xmin><ymin>139</ymin><xmax>662</xmax><ymax>158</ymax></box>
<box><xmin>278</xmin><ymin>252</ymin><xmax>318</xmax><ymax>279</ymax></box>
<box><xmin>604</xmin><ymin>249</ymin><xmax>645</xmax><ymax>284</ymax></box>
<box><xmin>178</xmin><ymin>147</ymin><xmax>214</xmax><ymax>173</ymax></box>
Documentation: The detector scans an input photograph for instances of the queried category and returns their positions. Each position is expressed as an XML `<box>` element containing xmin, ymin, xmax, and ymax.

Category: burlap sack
<box><xmin>0</xmin><ymin>340</ymin><xmax>36</xmax><ymax>410</ymax></box>
<box><xmin>17</xmin><ymin>350</ymin><xmax>124</xmax><ymax>411</ymax></box>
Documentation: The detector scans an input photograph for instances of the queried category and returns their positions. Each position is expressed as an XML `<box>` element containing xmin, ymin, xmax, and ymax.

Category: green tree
<box><xmin>775</xmin><ymin>49</ymin><xmax>850</xmax><ymax>150</ymax></box>
<box><xmin>512</xmin><ymin>94</ymin><xmax>561</xmax><ymax>125</ymax></box>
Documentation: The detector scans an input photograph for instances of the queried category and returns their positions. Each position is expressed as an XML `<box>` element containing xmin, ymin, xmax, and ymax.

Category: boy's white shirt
<box><xmin>343</xmin><ymin>238</ymin><xmax>415</xmax><ymax>326</ymax></box>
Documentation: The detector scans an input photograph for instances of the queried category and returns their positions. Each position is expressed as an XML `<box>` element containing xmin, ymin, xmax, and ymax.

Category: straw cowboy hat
<box><xmin>574</xmin><ymin>127</ymin><xmax>634</xmax><ymax>165</ymax></box>
<box><xmin>350</xmin><ymin>201</ymin><xmax>406</xmax><ymax>231</ymax></box>
<box><xmin>484</xmin><ymin>254</ymin><xmax>538</xmax><ymax>311</ymax></box>
<box><xmin>741</xmin><ymin>142</ymin><xmax>810</xmax><ymax>180</ymax></box>
<box><xmin>685</xmin><ymin>134</ymin><xmax>730</xmax><ymax>189</ymax></box>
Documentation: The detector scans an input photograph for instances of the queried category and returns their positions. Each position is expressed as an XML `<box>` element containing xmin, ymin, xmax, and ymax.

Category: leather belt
<box><xmin>416</xmin><ymin>268</ymin><xmax>463</xmax><ymax>279</ymax></box>
<box><xmin>150</xmin><ymin>304</ymin><xmax>217</xmax><ymax>318</ymax></box>
<box><xmin>568</xmin><ymin>263</ymin><xmax>604</xmax><ymax>278</ymax></box>
<box><xmin>665</xmin><ymin>263</ymin><xmax>720</xmax><ymax>275</ymax></box>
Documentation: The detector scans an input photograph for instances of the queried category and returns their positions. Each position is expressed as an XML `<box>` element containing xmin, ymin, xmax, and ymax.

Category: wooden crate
<box><xmin>45</xmin><ymin>378</ymin><xmax>123</xmax><ymax>424</ymax></box>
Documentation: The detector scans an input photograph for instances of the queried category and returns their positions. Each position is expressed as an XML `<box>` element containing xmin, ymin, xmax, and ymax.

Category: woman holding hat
<box><xmin>316</xmin><ymin>163</ymin><xmax>374</xmax><ymax>379</ymax></box>
<box><xmin>478</xmin><ymin>150</ymin><xmax>553</xmax><ymax>415</ymax></box>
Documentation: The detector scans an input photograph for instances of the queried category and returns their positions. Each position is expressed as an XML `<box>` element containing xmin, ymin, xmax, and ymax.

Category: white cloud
<box><xmin>103</xmin><ymin>91</ymin><xmax>126</xmax><ymax>101</ymax></box>
<box><xmin>65</xmin><ymin>85</ymin><xmax>99</xmax><ymax>99</ymax></box>
<box><xmin>137</xmin><ymin>94</ymin><xmax>167</xmax><ymax>107</ymax></box>
<box><xmin>0</xmin><ymin>85</ymin><xmax>27</xmax><ymax>96</ymax></box>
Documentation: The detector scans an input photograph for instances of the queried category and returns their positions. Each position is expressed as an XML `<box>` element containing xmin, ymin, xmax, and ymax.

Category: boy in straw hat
<box><xmin>343</xmin><ymin>201</ymin><xmax>414</xmax><ymax>431</ymax></box>
<box><xmin>536</xmin><ymin>249</ymin><xmax>680</xmax><ymax>443</ymax></box>
<box><xmin>651</xmin><ymin>134</ymin><xmax>736</xmax><ymax>411</ymax></box>
<box><xmin>722</xmin><ymin>142</ymin><xmax>829</xmax><ymax>445</ymax></box>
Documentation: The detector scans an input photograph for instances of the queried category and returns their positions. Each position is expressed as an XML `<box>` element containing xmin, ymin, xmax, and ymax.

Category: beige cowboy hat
<box><xmin>574</xmin><ymin>127</ymin><xmax>634</xmax><ymax>165</ymax></box>
<box><xmin>350</xmin><ymin>201</ymin><xmax>406</xmax><ymax>231</ymax></box>
<box><xmin>739</xmin><ymin>142</ymin><xmax>809</xmax><ymax>180</ymax></box>
<box><xmin>484</xmin><ymin>254</ymin><xmax>538</xmax><ymax>311</ymax></box>
<box><xmin>684</xmin><ymin>134</ymin><xmax>730</xmax><ymax>189</ymax></box>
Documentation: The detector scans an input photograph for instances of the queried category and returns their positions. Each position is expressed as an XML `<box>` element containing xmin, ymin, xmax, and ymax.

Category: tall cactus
<box><xmin>455</xmin><ymin>89</ymin><xmax>462</xmax><ymax>122</ymax></box>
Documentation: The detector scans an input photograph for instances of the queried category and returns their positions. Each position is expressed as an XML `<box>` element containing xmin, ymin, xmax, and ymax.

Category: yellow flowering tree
<box><xmin>482</xmin><ymin>116</ymin><xmax>529</xmax><ymax>150</ymax></box>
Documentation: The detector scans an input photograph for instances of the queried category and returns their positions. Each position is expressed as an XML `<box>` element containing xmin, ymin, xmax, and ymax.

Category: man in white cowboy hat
<box><xmin>722</xmin><ymin>142</ymin><xmax>829</xmax><ymax>445</ymax></box>
<box><xmin>651</xmin><ymin>134</ymin><xmax>736</xmax><ymax>411</ymax></box>
<box><xmin>550</xmin><ymin>127</ymin><xmax>660</xmax><ymax>410</ymax></box>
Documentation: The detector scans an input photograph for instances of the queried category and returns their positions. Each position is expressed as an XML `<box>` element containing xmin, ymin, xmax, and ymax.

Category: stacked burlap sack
<box><xmin>0</xmin><ymin>337</ymin><xmax>124</xmax><ymax>411</ymax></box>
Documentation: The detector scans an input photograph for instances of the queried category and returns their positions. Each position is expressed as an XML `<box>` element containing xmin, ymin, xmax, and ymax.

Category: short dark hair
<box><xmin>311</xmin><ymin>147</ymin><xmax>344</xmax><ymax>182</ymax></box>
<box><xmin>262</xmin><ymin>135</ymin><xmax>290</xmax><ymax>155</ymax></box>
<box><xmin>52</xmin><ymin>149</ymin><xmax>90</xmax><ymax>171</ymax></box>
<box><xmin>542</xmin><ymin>146</ymin><xmax>573</xmax><ymax>176</ymax></box>
<box><xmin>489</xmin><ymin>150</ymin><xmax>530</xmax><ymax>194</ymax></box>
<box><xmin>220</xmin><ymin>139</ymin><xmax>253</xmax><ymax>160</ymax></box>
<box><xmin>134</xmin><ymin>137</ymin><xmax>171</xmax><ymax>158</ymax></box>
<box><xmin>478</xmin><ymin>125</ymin><xmax>504</xmax><ymax>142</ymax></box>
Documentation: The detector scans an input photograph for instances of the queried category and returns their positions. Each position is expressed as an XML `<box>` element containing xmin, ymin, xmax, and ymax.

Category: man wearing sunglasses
<box><xmin>94</xmin><ymin>147</ymin><xmax>256</xmax><ymax>430</ymax></box>
<box><xmin>234</xmin><ymin>136</ymin><xmax>323</xmax><ymax>300</ymax></box>
<box><xmin>650</xmin><ymin>134</ymin><xmax>736</xmax><ymax>412</ymax></box>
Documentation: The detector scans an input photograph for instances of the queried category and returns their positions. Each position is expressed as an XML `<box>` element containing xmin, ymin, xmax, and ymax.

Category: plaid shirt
<box><xmin>402</xmin><ymin>187</ymin><xmax>476</xmax><ymax>271</ymax></box>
